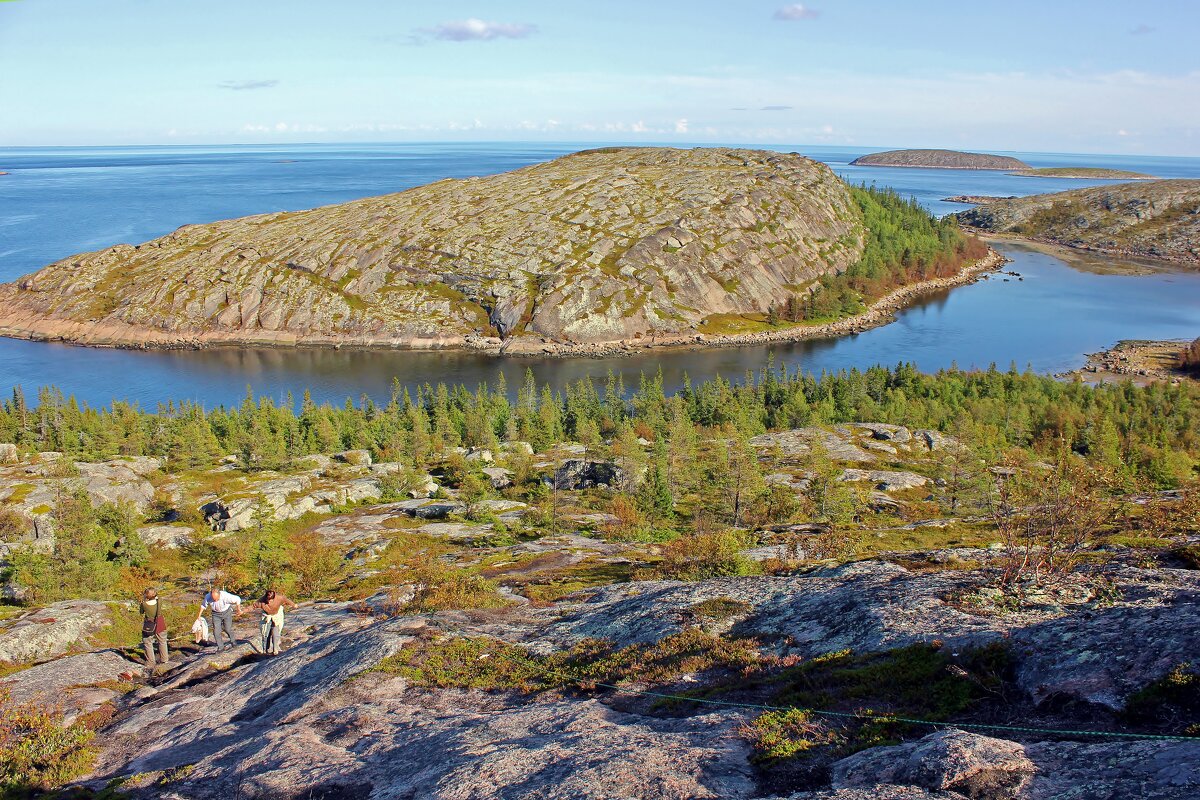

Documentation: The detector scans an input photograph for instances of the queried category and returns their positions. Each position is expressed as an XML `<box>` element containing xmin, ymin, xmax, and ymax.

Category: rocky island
<box><xmin>942</xmin><ymin>195</ymin><xmax>1017</xmax><ymax>204</ymax></box>
<box><xmin>953</xmin><ymin>179</ymin><xmax>1200</xmax><ymax>265</ymax></box>
<box><xmin>0</xmin><ymin>147</ymin><xmax>996</xmax><ymax>356</ymax></box>
<box><xmin>1009</xmin><ymin>167</ymin><xmax>1158</xmax><ymax>180</ymax></box>
<box><xmin>850</xmin><ymin>149</ymin><xmax>1031</xmax><ymax>170</ymax></box>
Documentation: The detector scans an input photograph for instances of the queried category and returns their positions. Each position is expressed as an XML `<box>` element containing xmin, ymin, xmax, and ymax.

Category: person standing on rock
<box><xmin>140</xmin><ymin>588</ymin><xmax>169</xmax><ymax>670</ymax></box>
<box><xmin>255</xmin><ymin>589</ymin><xmax>297</xmax><ymax>656</ymax></box>
<box><xmin>198</xmin><ymin>585</ymin><xmax>243</xmax><ymax>651</ymax></box>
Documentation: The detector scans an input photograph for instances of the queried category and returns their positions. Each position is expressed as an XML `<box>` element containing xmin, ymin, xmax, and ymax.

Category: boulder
<box><xmin>465</xmin><ymin>448</ymin><xmax>494</xmax><ymax>464</ymax></box>
<box><xmin>482</xmin><ymin>466</ymin><xmax>514</xmax><ymax>489</ymax></box>
<box><xmin>409</xmin><ymin>478</ymin><xmax>439</xmax><ymax>499</ymax></box>
<box><xmin>201</xmin><ymin>497</ymin><xmax>259</xmax><ymax>532</ymax></box>
<box><xmin>413</xmin><ymin>501</ymin><xmax>466</xmax><ymax>520</ymax></box>
<box><xmin>751</xmin><ymin>427</ymin><xmax>877</xmax><ymax>463</ymax></box>
<box><xmin>554</xmin><ymin>459</ymin><xmax>625</xmax><ymax>490</ymax></box>
<box><xmin>389</xmin><ymin>498</ymin><xmax>467</xmax><ymax>520</ymax></box>
<box><xmin>831</xmin><ymin>730</ymin><xmax>1034</xmax><ymax>799</ymax></box>
<box><xmin>137</xmin><ymin>524</ymin><xmax>194</xmax><ymax>549</ymax></box>
<box><xmin>916</xmin><ymin>430</ymin><xmax>961</xmax><ymax>452</ymax></box>
<box><xmin>334</xmin><ymin>449</ymin><xmax>372</xmax><ymax>467</ymax></box>
<box><xmin>0</xmin><ymin>599</ymin><xmax>113</xmax><ymax>664</ymax></box>
<box><xmin>0</xmin><ymin>443</ymin><xmax>18</xmax><ymax>464</ymax></box>
<box><xmin>849</xmin><ymin>423</ymin><xmax>913</xmax><ymax>444</ymax></box>
<box><xmin>1</xmin><ymin>649</ymin><xmax>139</xmax><ymax>726</ymax></box>
<box><xmin>74</xmin><ymin>459</ymin><xmax>160</xmax><ymax>509</ymax></box>
<box><xmin>840</xmin><ymin>469</ymin><xmax>929</xmax><ymax>491</ymax></box>
<box><xmin>294</xmin><ymin>453</ymin><xmax>334</xmax><ymax>472</ymax></box>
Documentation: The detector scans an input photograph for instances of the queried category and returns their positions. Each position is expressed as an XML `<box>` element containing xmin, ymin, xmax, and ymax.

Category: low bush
<box><xmin>403</xmin><ymin>558</ymin><xmax>510</xmax><ymax>614</ymax></box>
<box><xmin>0</xmin><ymin>688</ymin><xmax>97</xmax><ymax>796</ymax></box>
<box><xmin>644</xmin><ymin>530</ymin><xmax>761</xmax><ymax>581</ymax></box>
<box><xmin>741</xmin><ymin>708</ymin><xmax>840</xmax><ymax>762</ymax></box>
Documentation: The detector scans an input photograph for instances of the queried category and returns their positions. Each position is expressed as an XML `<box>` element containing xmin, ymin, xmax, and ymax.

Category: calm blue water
<box><xmin>1</xmin><ymin>142</ymin><xmax>1198</xmax><ymax>408</ymax></box>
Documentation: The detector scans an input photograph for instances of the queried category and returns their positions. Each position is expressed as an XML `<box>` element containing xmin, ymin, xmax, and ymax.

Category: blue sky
<box><xmin>1</xmin><ymin>0</ymin><xmax>1197</xmax><ymax>155</ymax></box>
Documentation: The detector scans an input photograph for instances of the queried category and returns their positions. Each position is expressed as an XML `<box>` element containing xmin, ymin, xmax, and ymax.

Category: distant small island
<box><xmin>942</xmin><ymin>195</ymin><xmax>1017</xmax><ymax>204</ymax></box>
<box><xmin>851</xmin><ymin>149</ymin><xmax>1030</xmax><ymax>170</ymax></box>
<box><xmin>1009</xmin><ymin>167</ymin><xmax>1158</xmax><ymax>180</ymax></box>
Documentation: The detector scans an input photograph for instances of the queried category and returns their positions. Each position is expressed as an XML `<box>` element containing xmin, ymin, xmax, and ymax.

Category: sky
<box><xmin>0</xmin><ymin>0</ymin><xmax>1198</xmax><ymax>155</ymax></box>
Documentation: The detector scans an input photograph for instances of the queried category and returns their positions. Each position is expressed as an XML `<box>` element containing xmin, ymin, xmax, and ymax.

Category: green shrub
<box><xmin>0</xmin><ymin>688</ymin><xmax>97</xmax><ymax>796</ymax></box>
<box><xmin>646</xmin><ymin>530</ymin><xmax>761</xmax><ymax>581</ymax></box>
<box><xmin>741</xmin><ymin>708</ymin><xmax>839</xmax><ymax>762</ymax></box>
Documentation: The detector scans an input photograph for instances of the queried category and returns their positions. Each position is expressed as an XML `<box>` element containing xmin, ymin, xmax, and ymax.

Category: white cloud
<box><xmin>675</xmin><ymin>118</ymin><xmax>689</xmax><ymax>134</ymax></box>
<box><xmin>427</xmin><ymin>18</ymin><xmax>537</xmax><ymax>42</ymax></box>
<box><xmin>218</xmin><ymin>79</ymin><xmax>279</xmax><ymax>91</ymax></box>
<box><xmin>773</xmin><ymin>4</ymin><xmax>820</xmax><ymax>21</ymax></box>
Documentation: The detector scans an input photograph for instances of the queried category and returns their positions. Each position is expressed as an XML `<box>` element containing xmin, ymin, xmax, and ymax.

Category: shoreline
<box><xmin>0</xmin><ymin>250</ymin><xmax>1005</xmax><ymax>359</ymax></box>
<box><xmin>1058</xmin><ymin>339</ymin><xmax>1195</xmax><ymax>386</ymax></box>
<box><xmin>963</xmin><ymin>230</ymin><xmax>1200</xmax><ymax>272</ymax></box>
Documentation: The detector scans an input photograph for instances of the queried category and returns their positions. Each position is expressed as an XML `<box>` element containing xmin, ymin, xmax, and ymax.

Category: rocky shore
<box><xmin>507</xmin><ymin>249</ymin><xmax>1006</xmax><ymax>357</ymax></box>
<box><xmin>0</xmin><ymin>249</ymin><xmax>1005</xmax><ymax>359</ymax></box>
<box><xmin>942</xmin><ymin>195</ymin><xmax>1016</xmax><ymax>204</ymax></box>
<box><xmin>953</xmin><ymin>179</ymin><xmax>1200</xmax><ymax>266</ymax></box>
<box><xmin>1059</xmin><ymin>339</ymin><xmax>1194</xmax><ymax>385</ymax></box>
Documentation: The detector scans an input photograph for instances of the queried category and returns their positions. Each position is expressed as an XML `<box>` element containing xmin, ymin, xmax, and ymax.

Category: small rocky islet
<box><xmin>850</xmin><ymin>149</ymin><xmax>1031</xmax><ymax>170</ymax></box>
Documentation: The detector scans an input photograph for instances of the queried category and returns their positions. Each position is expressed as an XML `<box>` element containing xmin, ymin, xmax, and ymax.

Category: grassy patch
<box><xmin>772</xmin><ymin>643</ymin><xmax>1011</xmax><ymax>722</ymax></box>
<box><xmin>4</xmin><ymin>484</ymin><xmax>35</xmax><ymax>506</ymax></box>
<box><xmin>519</xmin><ymin>558</ymin><xmax>640</xmax><ymax>604</ymax></box>
<box><xmin>696</xmin><ymin>313</ymin><xmax>779</xmax><ymax>336</ymax></box>
<box><xmin>688</xmin><ymin>596</ymin><xmax>753</xmax><ymax>623</ymax></box>
<box><xmin>375</xmin><ymin>628</ymin><xmax>760</xmax><ymax>694</ymax></box>
<box><xmin>853</xmin><ymin>521</ymin><xmax>999</xmax><ymax>558</ymax></box>
<box><xmin>741</xmin><ymin>708</ymin><xmax>840</xmax><ymax>762</ymax></box>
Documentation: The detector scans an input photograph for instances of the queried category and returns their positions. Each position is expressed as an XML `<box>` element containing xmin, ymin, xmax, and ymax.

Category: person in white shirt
<box><xmin>197</xmin><ymin>585</ymin><xmax>243</xmax><ymax>651</ymax></box>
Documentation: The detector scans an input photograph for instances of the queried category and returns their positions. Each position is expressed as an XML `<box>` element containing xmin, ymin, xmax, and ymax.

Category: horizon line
<box><xmin>0</xmin><ymin>139</ymin><xmax>1195</xmax><ymax>162</ymax></box>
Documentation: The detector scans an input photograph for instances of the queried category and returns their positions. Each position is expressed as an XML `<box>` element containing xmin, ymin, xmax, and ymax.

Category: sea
<box><xmin>1</xmin><ymin>142</ymin><xmax>1198</xmax><ymax>409</ymax></box>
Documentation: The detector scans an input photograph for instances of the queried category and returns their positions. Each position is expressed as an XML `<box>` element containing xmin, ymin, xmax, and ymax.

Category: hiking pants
<box><xmin>212</xmin><ymin>608</ymin><xmax>235</xmax><ymax>648</ymax></box>
<box><xmin>260</xmin><ymin>610</ymin><xmax>285</xmax><ymax>654</ymax></box>
<box><xmin>143</xmin><ymin>631</ymin><xmax>168</xmax><ymax>666</ymax></box>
